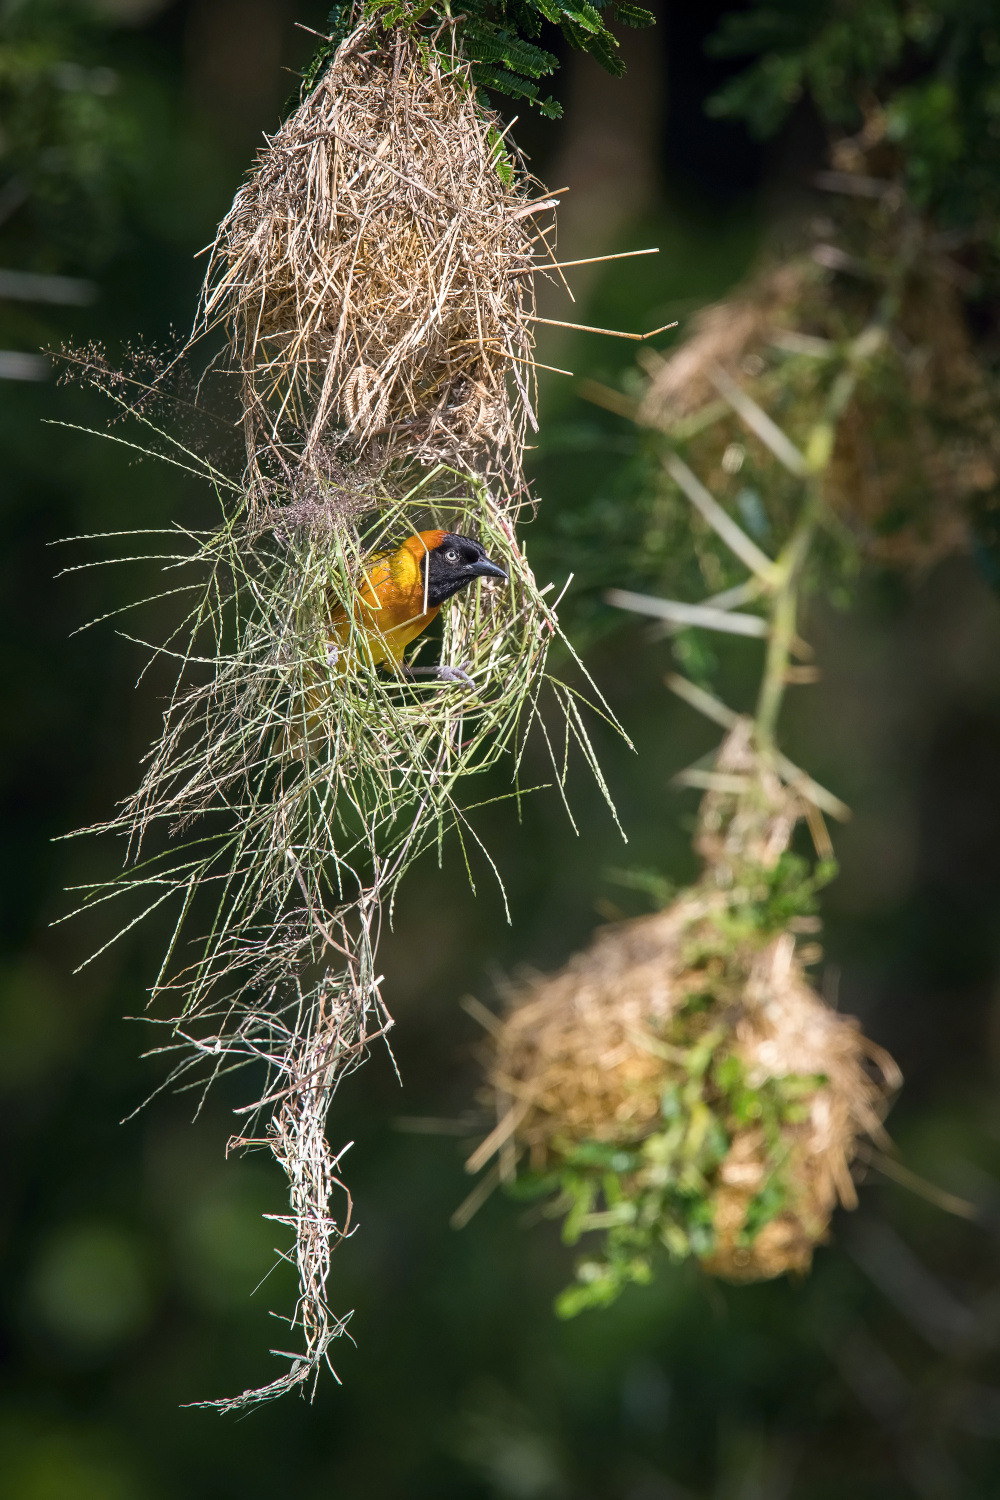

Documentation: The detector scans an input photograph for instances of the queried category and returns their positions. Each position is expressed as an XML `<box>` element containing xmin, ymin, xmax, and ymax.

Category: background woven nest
<box><xmin>484</xmin><ymin>724</ymin><xmax>900</xmax><ymax>1282</ymax></box>
<box><xmin>636</xmin><ymin>131</ymin><xmax>1000</xmax><ymax>574</ymax></box>
<box><xmin>197</xmin><ymin>21</ymin><xmax>550</xmax><ymax>505</ymax></box>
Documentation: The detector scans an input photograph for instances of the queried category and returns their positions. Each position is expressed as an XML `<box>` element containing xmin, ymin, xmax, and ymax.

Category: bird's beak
<box><xmin>471</xmin><ymin>556</ymin><xmax>508</xmax><ymax>583</ymax></box>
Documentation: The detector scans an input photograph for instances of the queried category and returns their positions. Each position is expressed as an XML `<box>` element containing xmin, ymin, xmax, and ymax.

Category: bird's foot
<box><xmin>404</xmin><ymin>661</ymin><xmax>475</xmax><ymax>688</ymax></box>
<box><xmin>436</xmin><ymin>663</ymin><xmax>476</xmax><ymax>687</ymax></box>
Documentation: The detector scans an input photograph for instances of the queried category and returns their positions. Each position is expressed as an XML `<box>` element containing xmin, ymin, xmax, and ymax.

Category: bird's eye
<box><xmin>445</xmin><ymin>549</ymin><xmax>459</xmax><ymax>562</ymax></box>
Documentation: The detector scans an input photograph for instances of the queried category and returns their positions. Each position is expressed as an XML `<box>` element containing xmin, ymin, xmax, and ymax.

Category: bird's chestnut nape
<box><xmin>422</xmin><ymin>532</ymin><xmax>509</xmax><ymax>607</ymax></box>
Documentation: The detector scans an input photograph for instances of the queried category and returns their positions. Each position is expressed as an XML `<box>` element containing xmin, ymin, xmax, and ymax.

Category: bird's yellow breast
<box><xmin>328</xmin><ymin>530</ymin><xmax>444</xmax><ymax>671</ymax></box>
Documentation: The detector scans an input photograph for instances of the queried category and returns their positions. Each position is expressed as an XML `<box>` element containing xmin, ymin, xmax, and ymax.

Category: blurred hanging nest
<box><xmin>470</xmin><ymin>721</ymin><xmax>899</xmax><ymax>1309</ymax></box>
<box><xmin>634</xmin><ymin>117</ymin><xmax>1000</xmax><ymax>576</ymax></box>
<box><xmin>195</xmin><ymin>18</ymin><xmax>552</xmax><ymax>509</ymax></box>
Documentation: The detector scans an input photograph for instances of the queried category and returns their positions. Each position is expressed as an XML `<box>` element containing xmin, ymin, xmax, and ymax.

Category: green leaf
<box><xmin>604</xmin><ymin>864</ymin><xmax>676</xmax><ymax>908</ymax></box>
<box><xmin>563</xmin><ymin>1139</ymin><xmax>641</xmax><ymax>1172</ymax></box>
<box><xmin>557</xmin><ymin>1</ymin><xmax>606</xmax><ymax>37</ymax></box>
<box><xmin>740</xmin><ymin>1174</ymin><xmax>787</xmax><ymax>1244</ymax></box>
<box><xmin>503</xmin><ymin>1169</ymin><xmax>563</xmax><ymax>1200</ymax></box>
<box><xmin>713</xmin><ymin>1053</ymin><xmax>743</xmax><ymax>1095</ymax></box>
<box><xmin>561</xmin><ymin>1174</ymin><xmax>598</xmax><ymax>1243</ymax></box>
<box><xmin>614</xmin><ymin>1</ymin><xmax>654</xmax><ymax>26</ymax></box>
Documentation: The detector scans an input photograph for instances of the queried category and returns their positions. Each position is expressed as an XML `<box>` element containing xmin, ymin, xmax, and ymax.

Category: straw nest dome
<box><xmin>197</xmin><ymin>22</ymin><xmax>551</xmax><ymax>502</ymax></box>
<box><xmin>481</xmin><ymin>723</ymin><xmax>900</xmax><ymax>1295</ymax></box>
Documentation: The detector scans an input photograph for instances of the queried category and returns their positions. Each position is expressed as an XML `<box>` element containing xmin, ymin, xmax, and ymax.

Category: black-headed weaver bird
<box><xmin>326</xmin><ymin>528</ymin><xmax>508</xmax><ymax>684</ymax></box>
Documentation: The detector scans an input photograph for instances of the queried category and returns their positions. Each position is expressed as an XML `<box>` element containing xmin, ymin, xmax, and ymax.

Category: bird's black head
<box><xmin>423</xmin><ymin>532</ymin><xmax>508</xmax><ymax>608</ymax></box>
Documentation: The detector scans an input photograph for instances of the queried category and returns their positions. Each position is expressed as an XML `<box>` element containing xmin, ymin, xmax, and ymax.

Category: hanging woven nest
<box><xmin>91</xmin><ymin>12</ymin><xmax>610</xmax><ymax>1412</ymax></box>
<box><xmin>196</xmin><ymin>20</ymin><xmax>553</xmax><ymax>506</ymax></box>
<box><xmin>475</xmin><ymin>722</ymin><xmax>900</xmax><ymax>1307</ymax></box>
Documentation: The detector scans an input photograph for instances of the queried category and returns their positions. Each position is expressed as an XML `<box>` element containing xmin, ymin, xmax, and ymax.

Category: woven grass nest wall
<box><xmin>197</xmin><ymin>20</ymin><xmax>550</xmax><ymax>504</ymax></box>
<box><xmin>473</xmin><ymin>723</ymin><xmax>900</xmax><ymax>1310</ymax></box>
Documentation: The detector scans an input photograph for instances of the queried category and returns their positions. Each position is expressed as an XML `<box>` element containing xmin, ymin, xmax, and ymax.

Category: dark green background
<box><xmin>4</xmin><ymin>3</ymin><xmax>1000</xmax><ymax>1496</ymax></box>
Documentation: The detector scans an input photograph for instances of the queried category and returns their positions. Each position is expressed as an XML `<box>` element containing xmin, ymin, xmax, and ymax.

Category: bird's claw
<box><xmin>436</xmin><ymin>664</ymin><xmax>475</xmax><ymax>687</ymax></box>
<box><xmin>405</xmin><ymin>661</ymin><xmax>475</xmax><ymax>688</ymax></box>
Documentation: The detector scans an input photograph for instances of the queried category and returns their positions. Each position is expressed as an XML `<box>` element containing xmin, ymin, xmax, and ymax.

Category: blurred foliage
<box><xmin>0</xmin><ymin>0</ymin><xmax>145</xmax><ymax>268</ymax></box>
<box><xmin>706</xmin><ymin>0</ymin><xmax>1000</xmax><ymax>232</ymax></box>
